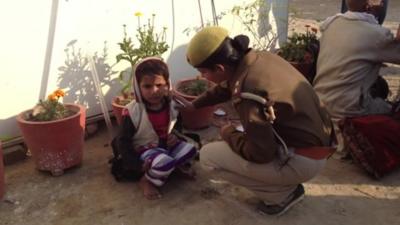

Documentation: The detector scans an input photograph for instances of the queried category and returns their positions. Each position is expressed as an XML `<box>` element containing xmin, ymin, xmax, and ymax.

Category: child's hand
<box><xmin>142</xmin><ymin>159</ymin><xmax>151</xmax><ymax>172</ymax></box>
<box><xmin>167</xmin><ymin>134</ymin><xmax>179</xmax><ymax>148</ymax></box>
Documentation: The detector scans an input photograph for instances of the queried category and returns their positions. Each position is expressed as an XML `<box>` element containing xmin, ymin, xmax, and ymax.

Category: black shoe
<box><xmin>340</xmin><ymin>152</ymin><xmax>353</xmax><ymax>162</ymax></box>
<box><xmin>257</xmin><ymin>184</ymin><xmax>305</xmax><ymax>216</ymax></box>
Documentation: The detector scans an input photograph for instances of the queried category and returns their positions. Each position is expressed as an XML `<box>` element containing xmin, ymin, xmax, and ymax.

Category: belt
<box><xmin>294</xmin><ymin>147</ymin><xmax>336</xmax><ymax>160</ymax></box>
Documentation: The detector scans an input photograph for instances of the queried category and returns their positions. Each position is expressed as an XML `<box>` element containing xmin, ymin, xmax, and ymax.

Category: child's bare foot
<box><xmin>139</xmin><ymin>176</ymin><xmax>162</xmax><ymax>200</ymax></box>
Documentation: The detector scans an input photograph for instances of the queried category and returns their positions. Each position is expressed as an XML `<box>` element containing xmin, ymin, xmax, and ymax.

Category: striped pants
<box><xmin>140</xmin><ymin>141</ymin><xmax>196</xmax><ymax>186</ymax></box>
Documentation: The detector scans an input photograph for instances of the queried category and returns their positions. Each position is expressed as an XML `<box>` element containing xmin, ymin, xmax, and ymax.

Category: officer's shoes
<box><xmin>257</xmin><ymin>184</ymin><xmax>305</xmax><ymax>216</ymax></box>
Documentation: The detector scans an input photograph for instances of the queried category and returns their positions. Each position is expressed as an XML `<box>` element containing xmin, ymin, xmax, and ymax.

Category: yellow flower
<box><xmin>54</xmin><ymin>89</ymin><xmax>65</xmax><ymax>97</ymax></box>
<box><xmin>134</xmin><ymin>11</ymin><xmax>143</xmax><ymax>17</ymax></box>
<box><xmin>48</xmin><ymin>93</ymin><xmax>58</xmax><ymax>101</ymax></box>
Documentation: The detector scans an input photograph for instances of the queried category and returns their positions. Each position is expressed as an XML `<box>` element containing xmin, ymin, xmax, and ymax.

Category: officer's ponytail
<box><xmin>195</xmin><ymin>35</ymin><xmax>250</xmax><ymax>70</ymax></box>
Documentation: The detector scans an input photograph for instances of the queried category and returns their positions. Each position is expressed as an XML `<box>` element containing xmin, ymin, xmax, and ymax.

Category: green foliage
<box><xmin>116</xmin><ymin>13</ymin><xmax>169</xmax><ymax>101</ymax></box>
<box><xmin>27</xmin><ymin>89</ymin><xmax>73</xmax><ymax>122</ymax></box>
<box><xmin>183</xmin><ymin>0</ymin><xmax>289</xmax><ymax>51</ymax></box>
<box><xmin>278</xmin><ymin>26</ymin><xmax>319</xmax><ymax>63</ymax></box>
<box><xmin>30</xmin><ymin>100</ymin><xmax>67</xmax><ymax>121</ymax></box>
<box><xmin>230</xmin><ymin>0</ymin><xmax>278</xmax><ymax>51</ymax></box>
<box><xmin>178</xmin><ymin>78</ymin><xmax>209</xmax><ymax>96</ymax></box>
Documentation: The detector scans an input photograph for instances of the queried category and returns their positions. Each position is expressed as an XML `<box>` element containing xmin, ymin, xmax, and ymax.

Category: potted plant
<box><xmin>16</xmin><ymin>89</ymin><xmax>86</xmax><ymax>176</ymax></box>
<box><xmin>230</xmin><ymin>0</ymin><xmax>280</xmax><ymax>51</ymax></box>
<box><xmin>113</xmin><ymin>12</ymin><xmax>169</xmax><ymax>125</ymax></box>
<box><xmin>174</xmin><ymin>77</ymin><xmax>216</xmax><ymax>130</ymax></box>
<box><xmin>278</xmin><ymin>25</ymin><xmax>319</xmax><ymax>83</ymax></box>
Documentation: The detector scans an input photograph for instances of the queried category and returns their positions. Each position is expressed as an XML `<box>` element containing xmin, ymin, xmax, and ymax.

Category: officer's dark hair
<box><xmin>195</xmin><ymin>35</ymin><xmax>250</xmax><ymax>71</ymax></box>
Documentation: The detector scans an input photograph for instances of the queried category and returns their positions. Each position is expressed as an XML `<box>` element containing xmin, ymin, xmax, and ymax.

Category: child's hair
<box><xmin>135</xmin><ymin>59</ymin><xmax>169</xmax><ymax>84</ymax></box>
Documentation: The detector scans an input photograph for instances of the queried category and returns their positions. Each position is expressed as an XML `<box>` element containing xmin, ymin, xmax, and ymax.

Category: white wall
<box><xmin>0</xmin><ymin>0</ymin><xmax>286</xmax><ymax>140</ymax></box>
<box><xmin>0</xmin><ymin>0</ymin><xmax>53</xmax><ymax>140</ymax></box>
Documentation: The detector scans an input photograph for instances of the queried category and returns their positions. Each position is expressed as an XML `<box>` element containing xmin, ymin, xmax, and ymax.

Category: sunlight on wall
<box><xmin>0</xmin><ymin>1</ymin><xmax>51</xmax><ymax>118</ymax></box>
<box><xmin>0</xmin><ymin>0</ymin><xmax>287</xmax><ymax>139</ymax></box>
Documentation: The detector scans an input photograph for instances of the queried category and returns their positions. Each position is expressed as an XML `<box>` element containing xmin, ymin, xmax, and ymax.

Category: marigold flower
<box><xmin>54</xmin><ymin>89</ymin><xmax>65</xmax><ymax>97</ymax></box>
<box><xmin>311</xmin><ymin>27</ymin><xmax>318</xmax><ymax>33</ymax></box>
<box><xmin>30</xmin><ymin>89</ymin><xmax>69</xmax><ymax>121</ymax></box>
<box><xmin>48</xmin><ymin>93</ymin><xmax>58</xmax><ymax>101</ymax></box>
<box><xmin>134</xmin><ymin>11</ymin><xmax>143</xmax><ymax>17</ymax></box>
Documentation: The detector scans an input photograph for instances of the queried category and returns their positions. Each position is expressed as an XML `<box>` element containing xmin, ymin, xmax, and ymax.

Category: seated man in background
<box><xmin>341</xmin><ymin>0</ymin><xmax>388</xmax><ymax>25</ymax></box>
<box><xmin>313</xmin><ymin>0</ymin><xmax>400</xmax><ymax>153</ymax></box>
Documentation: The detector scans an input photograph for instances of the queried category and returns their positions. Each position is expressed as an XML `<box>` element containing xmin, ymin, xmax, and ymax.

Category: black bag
<box><xmin>109</xmin><ymin>138</ymin><xmax>144</xmax><ymax>182</ymax></box>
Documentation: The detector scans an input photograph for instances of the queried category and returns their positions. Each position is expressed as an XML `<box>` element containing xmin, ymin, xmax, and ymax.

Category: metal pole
<box><xmin>170</xmin><ymin>0</ymin><xmax>176</xmax><ymax>52</ymax></box>
<box><xmin>88</xmin><ymin>56</ymin><xmax>114</xmax><ymax>143</ymax></box>
<box><xmin>39</xmin><ymin>0</ymin><xmax>59</xmax><ymax>100</ymax></box>
<box><xmin>211</xmin><ymin>0</ymin><xmax>218</xmax><ymax>26</ymax></box>
<box><xmin>197</xmin><ymin>0</ymin><xmax>204</xmax><ymax>28</ymax></box>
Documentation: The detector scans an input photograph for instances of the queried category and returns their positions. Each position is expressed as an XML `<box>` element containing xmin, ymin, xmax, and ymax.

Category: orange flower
<box><xmin>311</xmin><ymin>27</ymin><xmax>318</xmax><ymax>33</ymax></box>
<box><xmin>47</xmin><ymin>93</ymin><xmax>58</xmax><ymax>101</ymax></box>
<box><xmin>31</xmin><ymin>89</ymin><xmax>69</xmax><ymax>121</ymax></box>
<box><xmin>54</xmin><ymin>89</ymin><xmax>65</xmax><ymax>97</ymax></box>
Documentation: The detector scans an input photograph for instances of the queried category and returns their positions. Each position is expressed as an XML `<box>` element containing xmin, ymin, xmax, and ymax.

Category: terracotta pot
<box><xmin>112</xmin><ymin>95</ymin><xmax>135</xmax><ymax>125</ymax></box>
<box><xmin>174</xmin><ymin>78</ymin><xmax>216</xmax><ymax>130</ymax></box>
<box><xmin>16</xmin><ymin>104</ymin><xmax>86</xmax><ymax>176</ymax></box>
<box><xmin>112</xmin><ymin>97</ymin><xmax>125</xmax><ymax>126</ymax></box>
<box><xmin>0</xmin><ymin>141</ymin><xmax>4</xmax><ymax>199</ymax></box>
<box><xmin>290</xmin><ymin>61</ymin><xmax>314</xmax><ymax>83</ymax></box>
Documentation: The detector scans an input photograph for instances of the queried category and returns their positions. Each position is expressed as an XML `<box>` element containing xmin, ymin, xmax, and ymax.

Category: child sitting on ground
<box><xmin>114</xmin><ymin>57</ymin><xmax>197</xmax><ymax>200</ymax></box>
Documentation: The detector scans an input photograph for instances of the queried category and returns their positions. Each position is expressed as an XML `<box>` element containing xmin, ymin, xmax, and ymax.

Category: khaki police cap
<box><xmin>186</xmin><ymin>26</ymin><xmax>229</xmax><ymax>67</ymax></box>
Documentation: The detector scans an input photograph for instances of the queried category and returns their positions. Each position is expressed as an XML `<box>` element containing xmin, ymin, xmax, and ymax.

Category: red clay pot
<box><xmin>201</xmin><ymin>72</ymin><xmax>226</xmax><ymax>84</ymax></box>
<box><xmin>0</xmin><ymin>141</ymin><xmax>4</xmax><ymax>199</ymax></box>
<box><xmin>290</xmin><ymin>61</ymin><xmax>314</xmax><ymax>83</ymax></box>
<box><xmin>174</xmin><ymin>78</ymin><xmax>216</xmax><ymax>130</ymax></box>
<box><xmin>112</xmin><ymin>95</ymin><xmax>135</xmax><ymax>126</ymax></box>
<box><xmin>112</xmin><ymin>97</ymin><xmax>125</xmax><ymax>126</ymax></box>
<box><xmin>16</xmin><ymin>104</ymin><xmax>86</xmax><ymax>176</ymax></box>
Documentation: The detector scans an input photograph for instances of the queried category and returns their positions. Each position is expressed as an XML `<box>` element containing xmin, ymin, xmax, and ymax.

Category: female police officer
<box><xmin>174</xmin><ymin>26</ymin><xmax>334</xmax><ymax>216</ymax></box>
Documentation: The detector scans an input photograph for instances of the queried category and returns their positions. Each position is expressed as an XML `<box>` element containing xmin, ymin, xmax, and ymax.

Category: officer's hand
<box><xmin>172</xmin><ymin>90</ymin><xmax>195</xmax><ymax>111</ymax></box>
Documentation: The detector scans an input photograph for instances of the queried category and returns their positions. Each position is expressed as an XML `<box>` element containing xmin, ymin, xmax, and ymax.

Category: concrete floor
<box><xmin>1</xmin><ymin>120</ymin><xmax>400</xmax><ymax>225</ymax></box>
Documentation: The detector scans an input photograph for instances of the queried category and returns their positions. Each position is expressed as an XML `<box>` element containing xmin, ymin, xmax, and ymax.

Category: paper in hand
<box><xmin>235</xmin><ymin>124</ymin><xmax>244</xmax><ymax>132</ymax></box>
